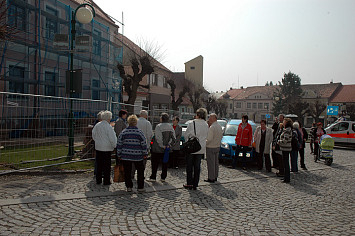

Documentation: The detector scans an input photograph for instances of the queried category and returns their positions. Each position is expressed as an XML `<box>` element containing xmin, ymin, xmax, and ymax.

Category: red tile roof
<box><xmin>331</xmin><ymin>85</ymin><xmax>355</xmax><ymax>103</ymax></box>
<box><xmin>234</xmin><ymin>86</ymin><xmax>278</xmax><ymax>100</ymax></box>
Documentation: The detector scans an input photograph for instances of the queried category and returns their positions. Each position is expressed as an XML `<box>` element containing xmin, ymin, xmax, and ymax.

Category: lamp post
<box><xmin>265</xmin><ymin>104</ymin><xmax>269</xmax><ymax>126</ymax></box>
<box><xmin>68</xmin><ymin>4</ymin><xmax>95</xmax><ymax>158</ymax></box>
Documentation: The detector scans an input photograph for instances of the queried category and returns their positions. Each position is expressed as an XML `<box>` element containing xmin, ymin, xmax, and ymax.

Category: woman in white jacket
<box><xmin>254</xmin><ymin>120</ymin><xmax>273</xmax><ymax>172</ymax></box>
<box><xmin>183</xmin><ymin>108</ymin><xmax>209</xmax><ymax>190</ymax></box>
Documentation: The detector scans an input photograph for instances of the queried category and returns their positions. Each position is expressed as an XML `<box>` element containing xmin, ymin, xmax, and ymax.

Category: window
<box><xmin>258</xmin><ymin>103</ymin><xmax>263</xmax><ymax>109</ymax></box>
<box><xmin>236</xmin><ymin>102</ymin><xmax>241</xmax><ymax>108</ymax></box>
<box><xmin>44</xmin><ymin>72</ymin><xmax>56</xmax><ymax>96</ymax></box>
<box><xmin>163</xmin><ymin>77</ymin><xmax>168</xmax><ymax>88</ymax></box>
<box><xmin>93</xmin><ymin>30</ymin><xmax>101</xmax><ymax>56</ymax></box>
<box><xmin>92</xmin><ymin>79</ymin><xmax>100</xmax><ymax>100</ymax></box>
<box><xmin>247</xmin><ymin>103</ymin><xmax>251</xmax><ymax>109</ymax></box>
<box><xmin>8</xmin><ymin>4</ymin><xmax>26</xmax><ymax>30</ymax></box>
<box><xmin>352</xmin><ymin>124</ymin><xmax>355</xmax><ymax>132</ymax></box>
<box><xmin>8</xmin><ymin>66</ymin><xmax>25</xmax><ymax>93</ymax></box>
<box><xmin>252</xmin><ymin>103</ymin><xmax>257</xmax><ymax>109</ymax></box>
<box><xmin>339</xmin><ymin>122</ymin><xmax>349</xmax><ymax>131</ymax></box>
<box><xmin>264</xmin><ymin>103</ymin><xmax>269</xmax><ymax>110</ymax></box>
<box><xmin>46</xmin><ymin>7</ymin><xmax>58</xmax><ymax>40</ymax></box>
<box><xmin>230</xmin><ymin>103</ymin><xmax>232</xmax><ymax>109</ymax></box>
<box><xmin>190</xmin><ymin>66</ymin><xmax>195</xmax><ymax>70</ymax></box>
<box><xmin>154</xmin><ymin>74</ymin><xmax>158</xmax><ymax>86</ymax></box>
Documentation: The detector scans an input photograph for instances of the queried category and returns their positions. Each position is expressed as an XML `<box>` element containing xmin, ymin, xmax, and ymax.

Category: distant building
<box><xmin>184</xmin><ymin>55</ymin><xmax>203</xmax><ymax>87</ymax></box>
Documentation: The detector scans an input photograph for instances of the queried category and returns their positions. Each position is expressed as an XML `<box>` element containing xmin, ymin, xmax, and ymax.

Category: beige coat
<box><xmin>253</xmin><ymin>126</ymin><xmax>273</xmax><ymax>154</ymax></box>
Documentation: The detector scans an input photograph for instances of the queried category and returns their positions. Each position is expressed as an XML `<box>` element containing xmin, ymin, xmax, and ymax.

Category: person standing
<box><xmin>183</xmin><ymin>108</ymin><xmax>209</xmax><ymax>190</ymax></box>
<box><xmin>92</xmin><ymin>110</ymin><xmax>117</xmax><ymax>185</ymax></box>
<box><xmin>312</xmin><ymin>122</ymin><xmax>326</xmax><ymax>159</ymax></box>
<box><xmin>114</xmin><ymin>109</ymin><xmax>128</xmax><ymax>137</ymax></box>
<box><xmin>148</xmin><ymin>113</ymin><xmax>176</xmax><ymax>182</ymax></box>
<box><xmin>272</xmin><ymin>114</ymin><xmax>284</xmax><ymax>168</ymax></box>
<box><xmin>205</xmin><ymin>113</ymin><xmax>223</xmax><ymax>183</ymax></box>
<box><xmin>117</xmin><ymin>115</ymin><xmax>148</xmax><ymax>192</ymax></box>
<box><xmin>272</xmin><ymin>114</ymin><xmax>285</xmax><ymax>177</ymax></box>
<box><xmin>298</xmin><ymin>121</ymin><xmax>308</xmax><ymax>170</ymax></box>
<box><xmin>254</xmin><ymin>119</ymin><xmax>273</xmax><ymax>172</ymax></box>
<box><xmin>291</xmin><ymin>122</ymin><xmax>302</xmax><ymax>173</ymax></box>
<box><xmin>278</xmin><ymin>118</ymin><xmax>293</xmax><ymax>183</ymax></box>
<box><xmin>169</xmin><ymin>116</ymin><xmax>182</xmax><ymax>169</ymax></box>
<box><xmin>232</xmin><ymin>115</ymin><xmax>253</xmax><ymax>170</ymax></box>
<box><xmin>309</xmin><ymin>122</ymin><xmax>316</xmax><ymax>154</ymax></box>
<box><xmin>132</xmin><ymin>110</ymin><xmax>153</xmax><ymax>178</ymax></box>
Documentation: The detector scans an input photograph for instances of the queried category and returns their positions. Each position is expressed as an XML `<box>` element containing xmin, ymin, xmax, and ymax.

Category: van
<box><xmin>325</xmin><ymin>121</ymin><xmax>355</xmax><ymax>146</ymax></box>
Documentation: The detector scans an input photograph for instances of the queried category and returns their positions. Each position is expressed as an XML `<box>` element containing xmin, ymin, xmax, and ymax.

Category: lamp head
<box><xmin>76</xmin><ymin>7</ymin><xmax>93</xmax><ymax>24</ymax></box>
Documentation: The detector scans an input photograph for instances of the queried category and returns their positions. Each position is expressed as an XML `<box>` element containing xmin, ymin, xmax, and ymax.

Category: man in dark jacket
<box><xmin>169</xmin><ymin>116</ymin><xmax>182</xmax><ymax>169</ymax></box>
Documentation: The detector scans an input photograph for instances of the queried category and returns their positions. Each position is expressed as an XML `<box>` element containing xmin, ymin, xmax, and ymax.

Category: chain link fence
<box><xmin>0</xmin><ymin>92</ymin><xmax>189</xmax><ymax>174</ymax></box>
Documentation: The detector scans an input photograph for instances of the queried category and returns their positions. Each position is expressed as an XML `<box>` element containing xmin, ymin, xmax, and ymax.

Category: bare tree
<box><xmin>116</xmin><ymin>38</ymin><xmax>164</xmax><ymax>113</ymax></box>
<box><xmin>308</xmin><ymin>100</ymin><xmax>327</xmax><ymax>122</ymax></box>
<box><xmin>167</xmin><ymin>79</ymin><xmax>190</xmax><ymax>111</ymax></box>
<box><xmin>188</xmin><ymin>85</ymin><xmax>205</xmax><ymax>112</ymax></box>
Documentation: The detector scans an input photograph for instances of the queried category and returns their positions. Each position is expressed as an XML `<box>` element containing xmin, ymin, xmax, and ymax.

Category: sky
<box><xmin>94</xmin><ymin>0</ymin><xmax>355</xmax><ymax>92</ymax></box>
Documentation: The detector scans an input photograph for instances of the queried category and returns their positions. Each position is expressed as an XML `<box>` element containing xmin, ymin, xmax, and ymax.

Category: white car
<box><xmin>325</xmin><ymin>121</ymin><xmax>355</xmax><ymax>146</ymax></box>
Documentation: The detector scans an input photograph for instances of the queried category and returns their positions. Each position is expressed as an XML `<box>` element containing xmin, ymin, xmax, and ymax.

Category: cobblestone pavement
<box><xmin>0</xmin><ymin>148</ymin><xmax>354</xmax><ymax>235</ymax></box>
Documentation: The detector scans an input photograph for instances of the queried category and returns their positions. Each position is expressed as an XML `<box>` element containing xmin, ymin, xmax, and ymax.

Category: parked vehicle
<box><xmin>325</xmin><ymin>120</ymin><xmax>355</xmax><ymax>146</ymax></box>
<box><xmin>219</xmin><ymin>119</ymin><xmax>257</xmax><ymax>161</ymax></box>
<box><xmin>217</xmin><ymin>119</ymin><xmax>227</xmax><ymax>131</ymax></box>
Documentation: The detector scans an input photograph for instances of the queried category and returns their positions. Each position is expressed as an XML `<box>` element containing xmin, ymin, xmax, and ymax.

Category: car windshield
<box><xmin>224</xmin><ymin>124</ymin><xmax>238</xmax><ymax>136</ymax></box>
<box><xmin>217</xmin><ymin>120</ymin><xmax>227</xmax><ymax>128</ymax></box>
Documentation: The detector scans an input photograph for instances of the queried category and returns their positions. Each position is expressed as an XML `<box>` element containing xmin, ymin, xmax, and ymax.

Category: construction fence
<box><xmin>0</xmin><ymin>92</ymin><xmax>187</xmax><ymax>174</ymax></box>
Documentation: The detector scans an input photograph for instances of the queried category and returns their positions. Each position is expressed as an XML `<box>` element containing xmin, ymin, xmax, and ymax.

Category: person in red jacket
<box><xmin>232</xmin><ymin>115</ymin><xmax>253</xmax><ymax>170</ymax></box>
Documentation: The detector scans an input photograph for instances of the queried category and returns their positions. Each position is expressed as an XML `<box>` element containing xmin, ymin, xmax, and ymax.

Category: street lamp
<box><xmin>265</xmin><ymin>104</ymin><xmax>269</xmax><ymax>126</ymax></box>
<box><xmin>68</xmin><ymin>4</ymin><xmax>95</xmax><ymax>158</ymax></box>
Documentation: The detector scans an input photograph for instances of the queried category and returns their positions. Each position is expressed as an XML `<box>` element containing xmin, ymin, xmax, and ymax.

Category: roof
<box><xmin>331</xmin><ymin>84</ymin><xmax>355</xmax><ymax>103</ymax></box>
<box><xmin>221</xmin><ymin>89</ymin><xmax>245</xmax><ymax>100</ymax></box>
<box><xmin>234</xmin><ymin>86</ymin><xmax>278</xmax><ymax>100</ymax></box>
<box><xmin>301</xmin><ymin>83</ymin><xmax>342</xmax><ymax>99</ymax></box>
<box><xmin>72</xmin><ymin>0</ymin><xmax>117</xmax><ymax>27</ymax></box>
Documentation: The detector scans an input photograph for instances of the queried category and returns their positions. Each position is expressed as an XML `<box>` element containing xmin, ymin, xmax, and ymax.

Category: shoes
<box><xmin>137</xmin><ymin>188</ymin><xmax>146</xmax><ymax>193</ymax></box>
<box><xmin>183</xmin><ymin>184</ymin><xmax>193</xmax><ymax>190</ymax></box>
<box><xmin>96</xmin><ymin>181</ymin><xmax>102</xmax><ymax>185</ymax></box>
<box><xmin>103</xmin><ymin>182</ymin><xmax>112</xmax><ymax>186</ymax></box>
<box><xmin>214</xmin><ymin>178</ymin><xmax>218</xmax><ymax>182</ymax></box>
<box><xmin>301</xmin><ymin>166</ymin><xmax>307</xmax><ymax>170</ymax></box>
<box><xmin>276</xmin><ymin>172</ymin><xmax>284</xmax><ymax>177</ymax></box>
<box><xmin>127</xmin><ymin>188</ymin><xmax>132</xmax><ymax>192</ymax></box>
<box><xmin>204</xmin><ymin>179</ymin><xmax>215</xmax><ymax>183</ymax></box>
<box><xmin>161</xmin><ymin>179</ymin><xmax>166</xmax><ymax>183</ymax></box>
<box><xmin>283</xmin><ymin>180</ymin><xmax>290</xmax><ymax>183</ymax></box>
<box><xmin>267</xmin><ymin>169</ymin><xmax>272</xmax><ymax>172</ymax></box>
<box><xmin>174</xmin><ymin>166</ymin><xmax>179</xmax><ymax>169</ymax></box>
<box><xmin>242</xmin><ymin>167</ymin><xmax>247</xmax><ymax>170</ymax></box>
<box><xmin>271</xmin><ymin>165</ymin><xmax>279</xmax><ymax>169</ymax></box>
<box><xmin>192</xmin><ymin>187</ymin><xmax>197</xmax><ymax>190</ymax></box>
<box><xmin>147</xmin><ymin>178</ymin><xmax>156</xmax><ymax>182</ymax></box>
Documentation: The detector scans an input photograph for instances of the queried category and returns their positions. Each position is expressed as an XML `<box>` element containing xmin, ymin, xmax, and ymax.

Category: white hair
<box><xmin>140</xmin><ymin>110</ymin><xmax>148</xmax><ymax>117</ymax></box>
<box><xmin>97</xmin><ymin>110</ymin><xmax>104</xmax><ymax>120</ymax></box>
<box><xmin>101</xmin><ymin>110</ymin><xmax>112</xmax><ymax>121</ymax></box>
<box><xmin>209</xmin><ymin>113</ymin><xmax>218</xmax><ymax>120</ymax></box>
<box><xmin>293</xmin><ymin>122</ymin><xmax>300</xmax><ymax>129</ymax></box>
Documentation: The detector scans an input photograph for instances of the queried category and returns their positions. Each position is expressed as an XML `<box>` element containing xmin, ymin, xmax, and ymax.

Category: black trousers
<box><xmin>150</xmin><ymin>152</ymin><xmax>168</xmax><ymax>180</ymax></box>
<box><xmin>271</xmin><ymin>150</ymin><xmax>279</xmax><ymax>167</ymax></box>
<box><xmin>257</xmin><ymin>151</ymin><xmax>271</xmax><ymax>171</ymax></box>
<box><xmin>282</xmin><ymin>151</ymin><xmax>291</xmax><ymax>182</ymax></box>
<box><xmin>122</xmin><ymin>160</ymin><xmax>145</xmax><ymax>189</ymax></box>
<box><xmin>299</xmin><ymin>148</ymin><xmax>306</xmax><ymax>167</ymax></box>
<box><xmin>168</xmin><ymin>150</ymin><xmax>179</xmax><ymax>168</ymax></box>
<box><xmin>96</xmin><ymin>150</ymin><xmax>112</xmax><ymax>184</ymax></box>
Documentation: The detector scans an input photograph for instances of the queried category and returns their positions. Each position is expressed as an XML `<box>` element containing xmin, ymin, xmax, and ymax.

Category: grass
<box><xmin>0</xmin><ymin>144</ymin><xmax>96</xmax><ymax>171</ymax></box>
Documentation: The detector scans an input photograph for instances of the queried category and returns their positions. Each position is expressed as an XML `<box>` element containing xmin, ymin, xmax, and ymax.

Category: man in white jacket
<box><xmin>183</xmin><ymin>108</ymin><xmax>209</xmax><ymax>190</ymax></box>
<box><xmin>92</xmin><ymin>110</ymin><xmax>117</xmax><ymax>185</ymax></box>
<box><xmin>205</xmin><ymin>113</ymin><xmax>223</xmax><ymax>183</ymax></box>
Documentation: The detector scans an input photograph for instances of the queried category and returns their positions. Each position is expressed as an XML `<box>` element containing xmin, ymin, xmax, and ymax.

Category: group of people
<box><xmin>92</xmin><ymin>108</ymin><xmax>224</xmax><ymax>192</ymax></box>
<box><xmin>92</xmin><ymin>109</ymin><xmax>322</xmax><ymax>191</ymax></box>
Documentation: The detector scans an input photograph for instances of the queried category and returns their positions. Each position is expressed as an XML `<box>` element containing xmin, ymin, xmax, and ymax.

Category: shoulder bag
<box><xmin>182</xmin><ymin>121</ymin><xmax>201</xmax><ymax>154</ymax></box>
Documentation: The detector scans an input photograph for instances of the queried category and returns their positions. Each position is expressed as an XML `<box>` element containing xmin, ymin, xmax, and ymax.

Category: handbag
<box><xmin>182</xmin><ymin>121</ymin><xmax>201</xmax><ymax>154</ymax></box>
<box><xmin>113</xmin><ymin>163</ymin><xmax>125</xmax><ymax>183</ymax></box>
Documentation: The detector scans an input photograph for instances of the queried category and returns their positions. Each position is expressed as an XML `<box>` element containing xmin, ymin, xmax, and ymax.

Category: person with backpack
<box><xmin>291</xmin><ymin>122</ymin><xmax>302</xmax><ymax>173</ymax></box>
<box><xmin>277</xmin><ymin>118</ymin><xmax>293</xmax><ymax>183</ymax></box>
